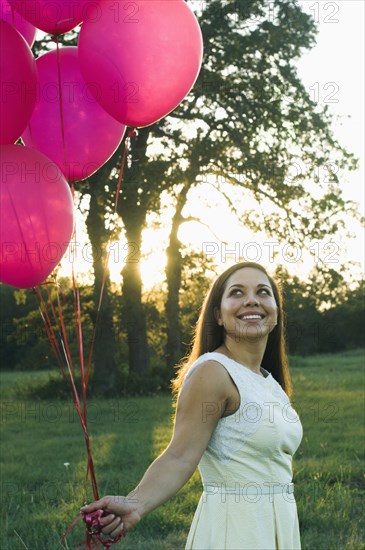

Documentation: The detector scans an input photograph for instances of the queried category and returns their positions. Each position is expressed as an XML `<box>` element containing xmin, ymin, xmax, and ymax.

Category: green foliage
<box><xmin>179</xmin><ymin>250</ymin><xmax>217</xmax><ymax>354</ymax></box>
<box><xmin>1</xmin><ymin>258</ymin><xmax>363</xmax><ymax>382</ymax></box>
<box><xmin>275</xmin><ymin>266</ymin><xmax>365</xmax><ymax>355</ymax></box>
<box><xmin>0</xmin><ymin>281</ymin><xmax>94</xmax><ymax>373</ymax></box>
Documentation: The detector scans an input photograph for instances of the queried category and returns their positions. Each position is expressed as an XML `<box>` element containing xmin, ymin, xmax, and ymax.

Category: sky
<box><xmin>296</xmin><ymin>0</ymin><xmax>364</xmax><ymax>272</ymax></box>
<box><xmin>59</xmin><ymin>0</ymin><xmax>365</xmax><ymax>288</ymax></box>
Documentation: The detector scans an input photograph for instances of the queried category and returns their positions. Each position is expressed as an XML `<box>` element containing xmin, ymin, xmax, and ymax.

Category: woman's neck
<box><xmin>217</xmin><ymin>337</ymin><xmax>267</xmax><ymax>374</ymax></box>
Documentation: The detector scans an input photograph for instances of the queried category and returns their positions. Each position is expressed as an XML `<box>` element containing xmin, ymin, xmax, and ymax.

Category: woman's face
<box><xmin>215</xmin><ymin>267</ymin><xmax>278</xmax><ymax>343</ymax></box>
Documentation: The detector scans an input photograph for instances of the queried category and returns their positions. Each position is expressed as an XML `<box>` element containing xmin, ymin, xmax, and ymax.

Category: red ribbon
<box><xmin>33</xmin><ymin>40</ymin><xmax>138</xmax><ymax>548</ymax></box>
<box><xmin>61</xmin><ymin>510</ymin><xmax>125</xmax><ymax>549</ymax></box>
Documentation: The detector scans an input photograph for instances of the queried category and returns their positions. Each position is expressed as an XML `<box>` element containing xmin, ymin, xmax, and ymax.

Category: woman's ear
<box><xmin>214</xmin><ymin>306</ymin><xmax>223</xmax><ymax>326</ymax></box>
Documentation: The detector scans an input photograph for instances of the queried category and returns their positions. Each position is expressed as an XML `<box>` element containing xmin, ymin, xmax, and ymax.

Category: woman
<box><xmin>81</xmin><ymin>261</ymin><xmax>303</xmax><ymax>549</ymax></box>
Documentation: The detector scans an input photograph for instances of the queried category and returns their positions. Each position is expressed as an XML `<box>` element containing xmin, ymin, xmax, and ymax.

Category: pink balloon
<box><xmin>0</xmin><ymin>144</ymin><xmax>74</xmax><ymax>288</ymax></box>
<box><xmin>22</xmin><ymin>47</ymin><xmax>126</xmax><ymax>182</ymax></box>
<box><xmin>0</xmin><ymin>0</ymin><xmax>37</xmax><ymax>46</ymax></box>
<box><xmin>78</xmin><ymin>0</ymin><xmax>203</xmax><ymax>127</ymax></box>
<box><xmin>0</xmin><ymin>20</ymin><xmax>37</xmax><ymax>144</ymax></box>
<box><xmin>7</xmin><ymin>0</ymin><xmax>97</xmax><ymax>35</ymax></box>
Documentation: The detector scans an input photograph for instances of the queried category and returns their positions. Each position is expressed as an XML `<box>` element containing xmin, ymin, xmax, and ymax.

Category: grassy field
<box><xmin>1</xmin><ymin>349</ymin><xmax>364</xmax><ymax>549</ymax></box>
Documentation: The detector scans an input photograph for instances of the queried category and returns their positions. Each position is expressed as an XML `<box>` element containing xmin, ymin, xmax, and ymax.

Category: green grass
<box><xmin>1</xmin><ymin>349</ymin><xmax>364</xmax><ymax>549</ymax></box>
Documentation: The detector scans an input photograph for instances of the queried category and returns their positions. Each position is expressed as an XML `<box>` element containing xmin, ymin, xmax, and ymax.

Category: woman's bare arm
<box><xmin>81</xmin><ymin>361</ymin><xmax>231</xmax><ymax>537</ymax></box>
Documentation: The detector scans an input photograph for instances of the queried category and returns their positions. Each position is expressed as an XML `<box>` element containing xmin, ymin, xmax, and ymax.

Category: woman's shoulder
<box><xmin>184</xmin><ymin>352</ymin><xmax>251</xmax><ymax>388</ymax></box>
<box><xmin>181</xmin><ymin>355</ymin><xmax>235</xmax><ymax>403</ymax></box>
<box><xmin>184</xmin><ymin>353</ymin><xmax>231</xmax><ymax>382</ymax></box>
<box><xmin>188</xmin><ymin>352</ymin><xmax>251</xmax><ymax>377</ymax></box>
<box><xmin>183</xmin><ymin>354</ymin><xmax>243</xmax><ymax>395</ymax></box>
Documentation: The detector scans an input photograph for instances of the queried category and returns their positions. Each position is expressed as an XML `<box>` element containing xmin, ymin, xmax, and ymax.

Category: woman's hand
<box><xmin>81</xmin><ymin>495</ymin><xmax>142</xmax><ymax>537</ymax></box>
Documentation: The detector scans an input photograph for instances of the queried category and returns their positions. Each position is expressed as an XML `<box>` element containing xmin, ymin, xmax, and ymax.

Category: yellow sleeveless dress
<box><xmin>184</xmin><ymin>352</ymin><xmax>303</xmax><ymax>550</ymax></box>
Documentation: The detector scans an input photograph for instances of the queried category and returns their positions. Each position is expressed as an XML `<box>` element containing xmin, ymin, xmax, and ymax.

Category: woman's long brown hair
<box><xmin>171</xmin><ymin>261</ymin><xmax>293</xmax><ymax>398</ymax></box>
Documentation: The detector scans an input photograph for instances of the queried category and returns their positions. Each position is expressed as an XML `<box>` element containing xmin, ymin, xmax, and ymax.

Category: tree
<box><xmin>84</xmin><ymin>168</ymin><xmax>119</xmax><ymax>393</ymax></box>
<box><xmin>273</xmin><ymin>264</ymin><xmax>364</xmax><ymax>355</ymax></box>
<box><xmin>28</xmin><ymin>1</ymin><xmax>359</xmax><ymax>390</ymax></box>
<box><xmin>157</xmin><ymin>0</ymin><xmax>358</xmax><ymax>373</ymax></box>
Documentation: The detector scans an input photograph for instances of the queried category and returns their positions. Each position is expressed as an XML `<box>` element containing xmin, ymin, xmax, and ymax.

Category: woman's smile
<box><xmin>215</xmin><ymin>268</ymin><xmax>278</xmax><ymax>341</ymax></box>
<box><xmin>236</xmin><ymin>311</ymin><xmax>266</xmax><ymax>322</ymax></box>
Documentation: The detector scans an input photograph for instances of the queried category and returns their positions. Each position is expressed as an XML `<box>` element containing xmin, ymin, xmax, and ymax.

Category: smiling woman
<box><xmin>80</xmin><ymin>261</ymin><xmax>303</xmax><ymax>549</ymax></box>
<box><xmin>173</xmin><ymin>261</ymin><xmax>292</xmax><ymax>395</ymax></box>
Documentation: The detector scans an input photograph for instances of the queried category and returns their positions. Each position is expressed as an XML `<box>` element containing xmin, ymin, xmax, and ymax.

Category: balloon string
<box><xmin>31</xmin><ymin>126</ymin><xmax>136</xmax><ymax>548</ymax></box>
<box><xmin>31</xmin><ymin>283</ymin><xmax>96</xmax><ymax>505</ymax></box>
<box><xmin>53</xmin><ymin>44</ymin><xmax>102</xmax><ymax>537</ymax></box>
<box><xmin>69</xmin><ymin>182</ymin><xmax>90</xmax><ymax>488</ymax></box>
<box><xmin>31</xmin><ymin>285</ymin><xmax>66</xmax><ymax>377</ymax></box>
<box><xmin>70</xmin><ymin>182</ymin><xmax>88</xmax><ymax>426</ymax></box>
<box><xmin>85</xmin><ymin>128</ymin><xmax>137</xmax><ymax>387</ymax></box>
<box><xmin>53</xmin><ymin>284</ymin><xmax>99</xmax><ymax>501</ymax></box>
<box><xmin>31</xmin><ymin>282</ymin><xmax>99</xmax><ymax>503</ymax></box>
<box><xmin>64</xmin><ymin>185</ymin><xmax>101</xmax><ymax>531</ymax></box>
<box><xmin>43</xmin><ymin>284</ymin><xmax>69</xmax><ymax>379</ymax></box>
<box><xmin>55</xmin><ymin>35</ymin><xmax>68</xmax><ymax>172</ymax></box>
<box><xmin>27</xmin><ymin>37</ymin><xmax>111</xmax><ymax>547</ymax></box>
<box><xmin>30</xmin><ymin>234</ymin><xmax>100</xmax><ymax>542</ymax></box>
<box><xmin>27</xmin><ymin>120</ymin><xmax>34</xmax><ymax>145</ymax></box>
<box><xmin>113</xmin><ymin>129</ymin><xmax>137</xmax><ymax>212</ymax></box>
<box><xmin>61</xmin><ymin>131</ymin><xmax>136</xmax><ymax>546</ymax></box>
<box><xmin>4</xmin><ymin>180</ymin><xmax>37</xmax><ymax>276</ymax></box>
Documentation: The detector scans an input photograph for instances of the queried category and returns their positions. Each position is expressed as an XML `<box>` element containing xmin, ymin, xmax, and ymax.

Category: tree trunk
<box><xmin>118</xmin><ymin>129</ymin><xmax>151</xmax><ymax>376</ymax></box>
<box><xmin>165</xmin><ymin>182</ymin><xmax>190</xmax><ymax>371</ymax></box>
<box><xmin>85</xmin><ymin>176</ymin><xmax>118</xmax><ymax>394</ymax></box>
<box><xmin>121</xmin><ymin>225</ymin><xmax>150</xmax><ymax>375</ymax></box>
